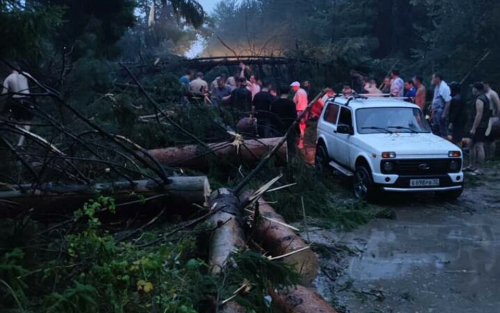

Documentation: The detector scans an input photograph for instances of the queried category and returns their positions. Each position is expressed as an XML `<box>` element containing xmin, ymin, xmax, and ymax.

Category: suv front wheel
<box><xmin>353</xmin><ymin>165</ymin><xmax>376</xmax><ymax>200</ymax></box>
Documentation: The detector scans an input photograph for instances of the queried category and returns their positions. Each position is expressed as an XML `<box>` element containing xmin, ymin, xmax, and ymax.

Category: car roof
<box><xmin>325</xmin><ymin>95</ymin><xmax>420</xmax><ymax>110</ymax></box>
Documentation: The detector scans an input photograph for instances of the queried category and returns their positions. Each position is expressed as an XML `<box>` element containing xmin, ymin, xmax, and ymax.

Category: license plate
<box><xmin>410</xmin><ymin>179</ymin><xmax>440</xmax><ymax>187</ymax></box>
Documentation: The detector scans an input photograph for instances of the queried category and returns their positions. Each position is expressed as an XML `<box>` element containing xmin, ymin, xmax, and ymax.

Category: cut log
<box><xmin>0</xmin><ymin>176</ymin><xmax>211</xmax><ymax>217</ymax></box>
<box><xmin>146</xmin><ymin>137</ymin><xmax>288</xmax><ymax>171</ymax></box>
<box><xmin>252</xmin><ymin>197</ymin><xmax>319</xmax><ymax>286</ymax></box>
<box><xmin>207</xmin><ymin>188</ymin><xmax>244</xmax><ymax>274</ymax></box>
<box><xmin>207</xmin><ymin>188</ymin><xmax>246</xmax><ymax>313</ymax></box>
<box><xmin>269</xmin><ymin>285</ymin><xmax>338</xmax><ymax>313</ymax></box>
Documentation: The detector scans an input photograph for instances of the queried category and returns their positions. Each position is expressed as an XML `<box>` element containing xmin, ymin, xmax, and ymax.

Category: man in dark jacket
<box><xmin>270</xmin><ymin>87</ymin><xmax>298</xmax><ymax>155</ymax></box>
<box><xmin>448</xmin><ymin>82</ymin><xmax>467</xmax><ymax>145</ymax></box>
<box><xmin>252</xmin><ymin>86</ymin><xmax>274</xmax><ymax>137</ymax></box>
<box><xmin>231</xmin><ymin>77</ymin><xmax>252</xmax><ymax>113</ymax></box>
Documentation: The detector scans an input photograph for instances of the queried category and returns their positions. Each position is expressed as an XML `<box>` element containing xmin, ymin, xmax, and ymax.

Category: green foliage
<box><xmin>247</xmin><ymin>157</ymin><xmax>381</xmax><ymax>230</ymax></box>
<box><xmin>0</xmin><ymin>196</ymin><xmax>299</xmax><ymax>313</ymax></box>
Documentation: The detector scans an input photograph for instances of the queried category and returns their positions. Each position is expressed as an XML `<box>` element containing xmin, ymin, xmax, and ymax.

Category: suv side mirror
<box><xmin>337</xmin><ymin>124</ymin><xmax>353</xmax><ymax>135</ymax></box>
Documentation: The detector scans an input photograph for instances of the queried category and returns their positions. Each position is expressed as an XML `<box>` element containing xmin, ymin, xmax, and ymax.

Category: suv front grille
<box><xmin>382</xmin><ymin>159</ymin><xmax>461</xmax><ymax>175</ymax></box>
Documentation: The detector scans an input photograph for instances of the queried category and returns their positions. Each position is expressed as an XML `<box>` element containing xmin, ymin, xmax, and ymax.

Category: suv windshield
<box><xmin>356</xmin><ymin>107</ymin><xmax>431</xmax><ymax>134</ymax></box>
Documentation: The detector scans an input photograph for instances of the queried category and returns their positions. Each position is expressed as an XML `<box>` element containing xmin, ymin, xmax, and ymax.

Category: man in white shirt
<box><xmin>291</xmin><ymin>81</ymin><xmax>308</xmax><ymax>149</ymax></box>
<box><xmin>431</xmin><ymin>73</ymin><xmax>452</xmax><ymax>138</ymax></box>
<box><xmin>238</xmin><ymin>63</ymin><xmax>261</xmax><ymax>99</ymax></box>
<box><xmin>2</xmin><ymin>68</ymin><xmax>33</xmax><ymax>146</ymax></box>
<box><xmin>390</xmin><ymin>69</ymin><xmax>404</xmax><ymax>97</ymax></box>
<box><xmin>189</xmin><ymin>72</ymin><xmax>208</xmax><ymax>95</ymax></box>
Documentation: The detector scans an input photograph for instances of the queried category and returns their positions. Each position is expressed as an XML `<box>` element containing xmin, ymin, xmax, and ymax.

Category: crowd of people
<box><xmin>179</xmin><ymin>65</ymin><xmax>500</xmax><ymax>175</ymax></box>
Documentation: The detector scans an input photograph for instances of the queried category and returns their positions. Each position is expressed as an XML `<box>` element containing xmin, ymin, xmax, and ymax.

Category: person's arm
<box><xmin>471</xmin><ymin>99</ymin><xmax>484</xmax><ymax>134</ymax></box>
<box><xmin>239</xmin><ymin>62</ymin><xmax>246</xmax><ymax>78</ymax></box>
<box><xmin>441</xmin><ymin>87</ymin><xmax>452</xmax><ymax>119</ymax></box>
<box><xmin>2</xmin><ymin>77</ymin><xmax>9</xmax><ymax>95</ymax></box>
<box><xmin>493</xmin><ymin>92</ymin><xmax>500</xmax><ymax>116</ymax></box>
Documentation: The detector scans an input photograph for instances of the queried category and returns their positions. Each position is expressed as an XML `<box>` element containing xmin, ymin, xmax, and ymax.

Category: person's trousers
<box><xmin>433</xmin><ymin>113</ymin><xmax>447</xmax><ymax>137</ymax></box>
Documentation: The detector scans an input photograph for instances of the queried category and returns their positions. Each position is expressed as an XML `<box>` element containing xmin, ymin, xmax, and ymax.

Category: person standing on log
<box><xmin>270</xmin><ymin>86</ymin><xmax>298</xmax><ymax>155</ymax></box>
<box><xmin>252</xmin><ymin>85</ymin><xmax>274</xmax><ymax>138</ymax></box>
<box><xmin>1</xmin><ymin>66</ymin><xmax>34</xmax><ymax>146</ymax></box>
<box><xmin>290</xmin><ymin>81</ymin><xmax>308</xmax><ymax>149</ymax></box>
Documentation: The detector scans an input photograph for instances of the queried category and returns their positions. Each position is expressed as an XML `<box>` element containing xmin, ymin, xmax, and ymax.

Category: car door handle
<box><xmin>333</xmin><ymin>130</ymin><xmax>337</xmax><ymax>133</ymax></box>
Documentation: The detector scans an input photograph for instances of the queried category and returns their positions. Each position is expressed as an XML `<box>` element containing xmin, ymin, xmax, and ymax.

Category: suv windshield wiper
<box><xmin>362</xmin><ymin>126</ymin><xmax>393</xmax><ymax>134</ymax></box>
<box><xmin>387</xmin><ymin>126</ymin><xmax>418</xmax><ymax>134</ymax></box>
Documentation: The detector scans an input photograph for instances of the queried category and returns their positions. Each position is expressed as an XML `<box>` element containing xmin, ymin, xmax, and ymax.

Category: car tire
<box><xmin>436</xmin><ymin>187</ymin><xmax>463</xmax><ymax>201</ymax></box>
<box><xmin>353</xmin><ymin>165</ymin><xmax>376</xmax><ymax>201</ymax></box>
<box><xmin>315</xmin><ymin>144</ymin><xmax>329</xmax><ymax>176</ymax></box>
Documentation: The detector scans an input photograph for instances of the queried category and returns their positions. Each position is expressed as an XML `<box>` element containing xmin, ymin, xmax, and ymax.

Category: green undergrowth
<box><xmin>0</xmin><ymin>197</ymin><xmax>299</xmax><ymax>313</ymax></box>
<box><xmin>244</xmin><ymin>157</ymin><xmax>384</xmax><ymax>231</ymax></box>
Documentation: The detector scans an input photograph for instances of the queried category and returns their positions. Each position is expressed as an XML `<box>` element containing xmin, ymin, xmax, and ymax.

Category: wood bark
<box><xmin>253</xmin><ymin>198</ymin><xmax>319</xmax><ymax>286</ymax></box>
<box><xmin>207</xmin><ymin>188</ymin><xmax>244</xmax><ymax>274</ymax></box>
<box><xmin>269</xmin><ymin>285</ymin><xmax>338</xmax><ymax>313</ymax></box>
<box><xmin>146</xmin><ymin>137</ymin><xmax>288</xmax><ymax>171</ymax></box>
<box><xmin>207</xmin><ymin>188</ymin><xmax>246</xmax><ymax>313</ymax></box>
<box><xmin>0</xmin><ymin>176</ymin><xmax>210</xmax><ymax>217</ymax></box>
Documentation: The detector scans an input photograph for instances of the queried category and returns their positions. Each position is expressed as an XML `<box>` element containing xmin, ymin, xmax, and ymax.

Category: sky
<box><xmin>185</xmin><ymin>0</ymin><xmax>219</xmax><ymax>58</ymax></box>
<box><xmin>198</xmin><ymin>0</ymin><xmax>218</xmax><ymax>14</ymax></box>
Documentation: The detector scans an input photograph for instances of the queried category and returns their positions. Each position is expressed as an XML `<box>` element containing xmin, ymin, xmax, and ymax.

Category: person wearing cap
<box><xmin>465</xmin><ymin>82</ymin><xmax>492</xmax><ymax>176</ymax></box>
<box><xmin>291</xmin><ymin>81</ymin><xmax>308</xmax><ymax>149</ymax></box>
<box><xmin>431</xmin><ymin>73</ymin><xmax>452</xmax><ymax>138</ymax></box>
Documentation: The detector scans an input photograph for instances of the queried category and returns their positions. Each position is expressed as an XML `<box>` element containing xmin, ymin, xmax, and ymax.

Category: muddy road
<box><xmin>309</xmin><ymin>170</ymin><xmax>500</xmax><ymax>313</ymax></box>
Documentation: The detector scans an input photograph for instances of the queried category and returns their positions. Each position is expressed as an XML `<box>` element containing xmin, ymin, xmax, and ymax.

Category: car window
<box><xmin>323</xmin><ymin>103</ymin><xmax>340</xmax><ymax>125</ymax></box>
<box><xmin>356</xmin><ymin>107</ymin><xmax>431</xmax><ymax>134</ymax></box>
<box><xmin>338</xmin><ymin>107</ymin><xmax>352</xmax><ymax>127</ymax></box>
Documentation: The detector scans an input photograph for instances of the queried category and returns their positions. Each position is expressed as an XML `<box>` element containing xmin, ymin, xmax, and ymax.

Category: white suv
<box><xmin>315</xmin><ymin>95</ymin><xmax>464</xmax><ymax>200</ymax></box>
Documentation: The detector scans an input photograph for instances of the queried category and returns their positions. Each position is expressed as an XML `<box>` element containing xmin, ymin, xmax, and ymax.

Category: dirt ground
<box><xmin>309</xmin><ymin>169</ymin><xmax>500</xmax><ymax>313</ymax></box>
<box><xmin>299</xmin><ymin>121</ymin><xmax>500</xmax><ymax>313</ymax></box>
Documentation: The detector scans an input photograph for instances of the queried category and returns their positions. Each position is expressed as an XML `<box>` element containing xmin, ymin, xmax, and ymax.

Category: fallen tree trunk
<box><xmin>207</xmin><ymin>188</ymin><xmax>246</xmax><ymax>312</ymax></box>
<box><xmin>207</xmin><ymin>188</ymin><xmax>244</xmax><ymax>274</ymax></box>
<box><xmin>269</xmin><ymin>285</ymin><xmax>338</xmax><ymax>313</ymax></box>
<box><xmin>146</xmin><ymin>137</ymin><xmax>288</xmax><ymax>171</ymax></box>
<box><xmin>253</xmin><ymin>197</ymin><xmax>319</xmax><ymax>286</ymax></box>
<box><xmin>0</xmin><ymin>176</ymin><xmax>210</xmax><ymax>217</ymax></box>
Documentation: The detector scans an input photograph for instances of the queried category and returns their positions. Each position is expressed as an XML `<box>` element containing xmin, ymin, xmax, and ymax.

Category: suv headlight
<box><xmin>449</xmin><ymin>160</ymin><xmax>460</xmax><ymax>172</ymax></box>
<box><xmin>382</xmin><ymin>161</ymin><xmax>395</xmax><ymax>173</ymax></box>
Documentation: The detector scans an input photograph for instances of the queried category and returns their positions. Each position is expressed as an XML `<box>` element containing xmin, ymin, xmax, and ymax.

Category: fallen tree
<box><xmin>0</xmin><ymin>176</ymin><xmax>211</xmax><ymax>217</ymax></box>
<box><xmin>207</xmin><ymin>188</ymin><xmax>246</xmax><ymax>313</ymax></box>
<box><xmin>146</xmin><ymin>137</ymin><xmax>288</xmax><ymax>171</ymax></box>
<box><xmin>252</xmin><ymin>197</ymin><xmax>319</xmax><ymax>286</ymax></box>
<box><xmin>269</xmin><ymin>285</ymin><xmax>338</xmax><ymax>313</ymax></box>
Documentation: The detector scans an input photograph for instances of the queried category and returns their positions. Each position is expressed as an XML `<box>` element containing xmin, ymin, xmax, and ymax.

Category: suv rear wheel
<box><xmin>353</xmin><ymin>165</ymin><xmax>375</xmax><ymax>200</ymax></box>
<box><xmin>315</xmin><ymin>144</ymin><xmax>329</xmax><ymax>174</ymax></box>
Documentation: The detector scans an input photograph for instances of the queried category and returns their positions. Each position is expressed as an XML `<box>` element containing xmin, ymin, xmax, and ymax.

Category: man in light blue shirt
<box><xmin>390</xmin><ymin>69</ymin><xmax>404</xmax><ymax>97</ymax></box>
<box><xmin>431</xmin><ymin>73</ymin><xmax>452</xmax><ymax>138</ymax></box>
